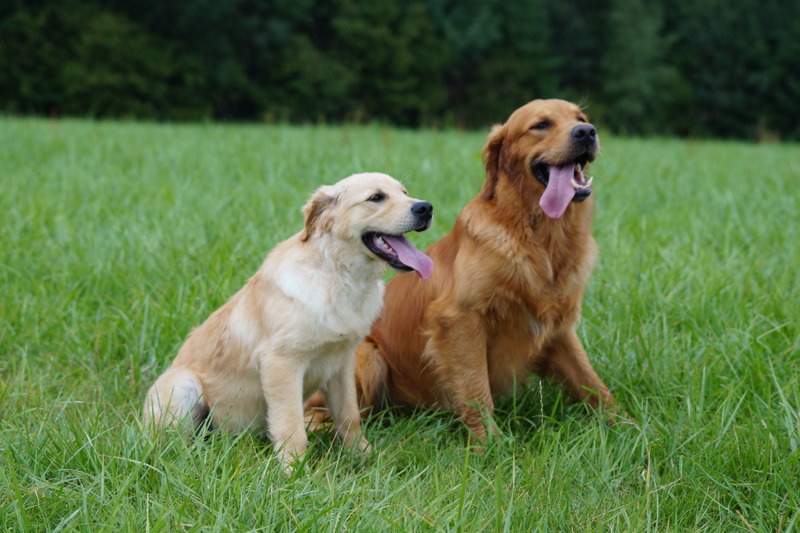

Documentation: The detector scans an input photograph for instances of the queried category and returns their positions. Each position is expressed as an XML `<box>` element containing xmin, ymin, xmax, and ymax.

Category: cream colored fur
<box><xmin>143</xmin><ymin>172</ymin><xmax>430</xmax><ymax>469</ymax></box>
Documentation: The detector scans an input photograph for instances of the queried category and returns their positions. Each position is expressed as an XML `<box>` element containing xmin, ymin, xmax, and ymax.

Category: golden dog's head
<box><xmin>481</xmin><ymin>99</ymin><xmax>599</xmax><ymax>219</ymax></box>
<box><xmin>300</xmin><ymin>172</ymin><xmax>434</xmax><ymax>279</ymax></box>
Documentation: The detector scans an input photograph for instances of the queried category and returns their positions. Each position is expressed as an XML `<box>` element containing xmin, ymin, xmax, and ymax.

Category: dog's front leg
<box><xmin>427</xmin><ymin>308</ymin><xmax>494</xmax><ymax>443</ymax></box>
<box><xmin>260</xmin><ymin>351</ymin><xmax>308</xmax><ymax>470</ymax></box>
<box><xmin>325</xmin><ymin>354</ymin><xmax>370</xmax><ymax>453</ymax></box>
<box><xmin>542</xmin><ymin>330</ymin><xmax>616</xmax><ymax>418</ymax></box>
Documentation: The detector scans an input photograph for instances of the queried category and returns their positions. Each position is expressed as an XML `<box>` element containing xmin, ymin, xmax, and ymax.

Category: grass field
<box><xmin>1</xmin><ymin>116</ymin><xmax>799</xmax><ymax>532</ymax></box>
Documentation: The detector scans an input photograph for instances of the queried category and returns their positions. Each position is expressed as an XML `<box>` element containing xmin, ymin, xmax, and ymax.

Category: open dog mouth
<box><xmin>362</xmin><ymin>232</ymin><xmax>433</xmax><ymax>280</ymax></box>
<box><xmin>532</xmin><ymin>153</ymin><xmax>595</xmax><ymax>219</ymax></box>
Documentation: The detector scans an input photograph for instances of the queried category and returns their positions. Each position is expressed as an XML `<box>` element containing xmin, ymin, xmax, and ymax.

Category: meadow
<box><xmin>1</xmin><ymin>117</ymin><xmax>798</xmax><ymax>532</ymax></box>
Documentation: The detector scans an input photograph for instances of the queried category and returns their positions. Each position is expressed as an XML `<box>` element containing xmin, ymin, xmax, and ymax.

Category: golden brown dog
<box><xmin>144</xmin><ymin>172</ymin><xmax>433</xmax><ymax>468</ymax></box>
<box><xmin>309</xmin><ymin>99</ymin><xmax>615</xmax><ymax>442</ymax></box>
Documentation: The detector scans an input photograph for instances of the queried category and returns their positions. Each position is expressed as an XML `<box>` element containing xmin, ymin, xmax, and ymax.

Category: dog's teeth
<box><xmin>378</xmin><ymin>237</ymin><xmax>392</xmax><ymax>251</ymax></box>
<box><xmin>571</xmin><ymin>175</ymin><xmax>594</xmax><ymax>189</ymax></box>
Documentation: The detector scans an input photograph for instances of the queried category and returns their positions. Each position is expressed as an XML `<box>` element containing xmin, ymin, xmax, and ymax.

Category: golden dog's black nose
<box><xmin>571</xmin><ymin>124</ymin><xmax>597</xmax><ymax>146</ymax></box>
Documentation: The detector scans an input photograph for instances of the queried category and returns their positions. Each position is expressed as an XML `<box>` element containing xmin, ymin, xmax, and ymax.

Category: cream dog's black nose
<box><xmin>412</xmin><ymin>201</ymin><xmax>433</xmax><ymax>219</ymax></box>
<box><xmin>412</xmin><ymin>201</ymin><xmax>433</xmax><ymax>231</ymax></box>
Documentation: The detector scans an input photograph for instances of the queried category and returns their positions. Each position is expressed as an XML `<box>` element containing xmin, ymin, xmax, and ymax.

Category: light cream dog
<box><xmin>143</xmin><ymin>172</ymin><xmax>433</xmax><ymax>468</ymax></box>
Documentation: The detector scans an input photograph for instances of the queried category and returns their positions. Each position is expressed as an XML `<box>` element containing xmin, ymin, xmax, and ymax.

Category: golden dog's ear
<box><xmin>300</xmin><ymin>188</ymin><xmax>337</xmax><ymax>241</ymax></box>
<box><xmin>480</xmin><ymin>124</ymin><xmax>505</xmax><ymax>201</ymax></box>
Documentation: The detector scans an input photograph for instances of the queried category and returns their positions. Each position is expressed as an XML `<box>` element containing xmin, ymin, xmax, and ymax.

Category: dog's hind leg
<box><xmin>354</xmin><ymin>336</ymin><xmax>390</xmax><ymax>414</ymax></box>
<box><xmin>143</xmin><ymin>367</ymin><xmax>208</xmax><ymax>433</ymax></box>
<box><xmin>303</xmin><ymin>391</ymin><xmax>331</xmax><ymax>429</ymax></box>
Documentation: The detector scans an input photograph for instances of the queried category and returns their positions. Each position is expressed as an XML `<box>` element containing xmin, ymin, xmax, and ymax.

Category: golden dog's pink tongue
<box><xmin>382</xmin><ymin>235</ymin><xmax>434</xmax><ymax>280</ymax></box>
<box><xmin>539</xmin><ymin>164</ymin><xmax>576</xmax><ymax>219</ymax></box>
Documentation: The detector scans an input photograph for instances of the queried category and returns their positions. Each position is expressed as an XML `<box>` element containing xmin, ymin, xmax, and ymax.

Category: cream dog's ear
<box><xmin>300</xmin><ymin>188</ymin><xmax>337</xmax><ymax>241</ymax></box>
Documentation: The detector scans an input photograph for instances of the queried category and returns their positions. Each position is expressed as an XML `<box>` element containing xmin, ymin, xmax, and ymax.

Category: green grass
<box><xmin>1</xmin><ymin>117</ymin><xmax>799</xmax><ymax>532</ymax></box>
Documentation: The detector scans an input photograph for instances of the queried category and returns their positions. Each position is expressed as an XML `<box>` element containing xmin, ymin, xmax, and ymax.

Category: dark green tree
<box><xmin>424</xmin><ymin>0</ymin><xmax>557</xmax><ymax>126</ymax></box>
<box><xmin>600</xmin><ymin>0</ymin><xmax>688</xmax><ymax>135</ymax></box>
<box><xmin>463</xmin><ymin>0</ymin><xmax>557</xmax><ymax>125</ymax></box>
<box><xmin>1</xmin><ymin>0</ymin><xmax>799</xmax><ymax>138</ymax></box>
<box><xmin>767</xmin><ymin>2</ymin><xmax>800</xmax><ymax>139</ymax></box>
<box><xmin>62</xmin><ymin>11</ymin><xmax>207</xmax><ymax>119</ymax></box>
<box><xmin>663</xmin><ymin>0</ymin><xmax>784</xmax><ymax>138</ymax></box>
<box><xmin>544</xmin><ymin>0</ymin><xmax>608</xmax><ymax>109</ymax></box>
<box><xmin>330</xmin><ymin>0</ymin><xmax>449</xmax><ymax>125</ymax></box>
<box><xmin>0</xmin><ymin>2</ymin><xmax>76</xmax><ymax>115</ymax></box>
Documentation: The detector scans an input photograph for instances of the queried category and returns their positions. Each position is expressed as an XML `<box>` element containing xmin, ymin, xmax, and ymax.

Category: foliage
<box><xmin>599</xmin><ymin>0</ymin><xmax>689</xmax><ymax>135</ymax></box>
<box><xmin>2</xmin><ymin>0</ymin><xmax>799</xmax><ymax>138</ymax></box>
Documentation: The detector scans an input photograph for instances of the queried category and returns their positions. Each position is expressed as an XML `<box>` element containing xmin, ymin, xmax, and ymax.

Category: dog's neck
<box><xmin>463</xmin><ymin>171</ymin><xmax>595</xmax><ymax>273</ymax></box>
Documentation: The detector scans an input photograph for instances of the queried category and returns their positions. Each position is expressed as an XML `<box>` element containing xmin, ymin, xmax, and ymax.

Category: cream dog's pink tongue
<box><xmin>381</xmin><ymin>235</ymin><xmax>434</xmax><ymax>280</ymax></box>
<box><xmin>539</xmin><ymin>164</ymin><xmax>576</xmax><ymax>219</ymax></box>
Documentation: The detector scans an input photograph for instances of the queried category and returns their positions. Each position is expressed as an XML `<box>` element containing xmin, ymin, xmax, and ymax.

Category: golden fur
<box><xmin>144</xmin><ymin>172</ymin><xmax>432</xmax><ymax>468</ymax></box>
<box><xmin>309</xmin><ymin>99</ymin><xmax>615</xmax><ymax>441</ymax></box>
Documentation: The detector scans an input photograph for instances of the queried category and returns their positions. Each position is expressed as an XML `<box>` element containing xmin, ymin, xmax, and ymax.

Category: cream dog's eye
<box><xmin>367</xmin><ymin>193</ymin><xmax>386</xmax><ymax>203</ymax></box>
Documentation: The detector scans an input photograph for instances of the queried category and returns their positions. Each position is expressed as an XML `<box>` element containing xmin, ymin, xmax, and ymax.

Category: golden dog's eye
<box><xmin>367</xmin><ymin>193</ymin><xmax>385</xmax><ymax>203</ymax></box>
<box><xmin>531</xmin><ymin>121</ymin><xmax>550</xmax><ymax>130</ymax></box>
<box><xmin>577</xmin><ymin>116</ymin><xmax>586</xmax><ymax>123</ymax></box>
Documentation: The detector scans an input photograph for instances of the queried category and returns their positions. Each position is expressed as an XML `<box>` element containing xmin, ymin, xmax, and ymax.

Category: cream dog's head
<box><xmin>300</xmin><ymin>172</ymin><xmax>434</xmax><ymax>279</ymax></box>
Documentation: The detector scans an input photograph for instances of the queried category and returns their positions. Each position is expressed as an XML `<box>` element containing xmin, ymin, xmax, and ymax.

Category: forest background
<box><xmin>2</xmin><ymin>0</ymin><xmax>799</xmax><ymax>140</ymax></box>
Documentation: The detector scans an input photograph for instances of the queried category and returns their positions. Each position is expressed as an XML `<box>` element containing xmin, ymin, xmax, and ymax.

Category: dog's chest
<box><xmin>272</xmin><ymin>266</ymin><xmax>384</xmax><ymax>345</ymax></box>
<box><xmin>474</xmin><ymin>248</ymin><xmax>593</xmax><ymax>365</ymax></box>
<box><xmin>314</xmin><ymin>282</ymin><xmax>384</xmax><ymax>343</ymax></box>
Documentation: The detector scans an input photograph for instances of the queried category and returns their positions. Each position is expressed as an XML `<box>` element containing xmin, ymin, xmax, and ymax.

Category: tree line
<box><xmin>1</xmin><ymin>0</ymin><xmax>798</xmax><ymax>140</ymax></box>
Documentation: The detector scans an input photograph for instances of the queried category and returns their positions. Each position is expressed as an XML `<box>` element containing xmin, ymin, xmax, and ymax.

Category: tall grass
<box><xmin>1</xmin><ymin>117</ymin><xmax>798</xmax><ymax>531</ymax></box>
